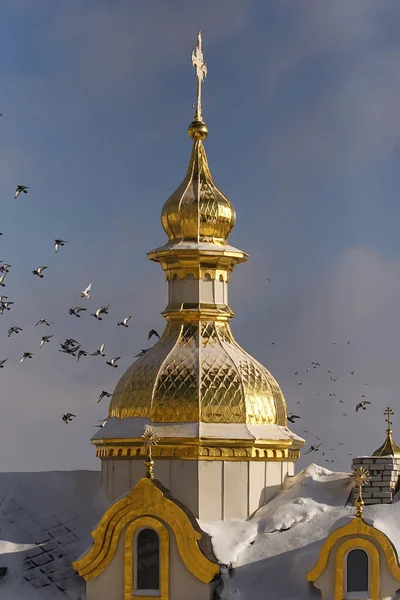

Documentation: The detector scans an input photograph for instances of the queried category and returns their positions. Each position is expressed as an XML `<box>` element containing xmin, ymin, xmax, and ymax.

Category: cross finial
<box><xmin>350</xmin><ymin>466</ymin><xmax>370</xmax><ymax>518</ymax></box>
<box><xmin>142</xmin><ymin>427</ymin><xmax>159</xmax><ymax>480</ymax></box>
<box><xmin>191</xmin><ymin>30</ymin><xmax>207</xmax><ymax>123</ymax></box>
<box><xmin>385</xmin><ymin>407</ymin><xmax>394</xmax><ymax>432</ymax></box>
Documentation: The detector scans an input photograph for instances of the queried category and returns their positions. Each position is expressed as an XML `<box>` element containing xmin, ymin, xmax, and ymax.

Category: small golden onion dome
<box><xmin>161</xmin><ymin>139</ymin><xmax>236</xmax><ymax>244</ymax></box>
<box><xmin>109</xmin><ymin>321</ymin><xmax>287</xmax><ymax>425</ymax></box>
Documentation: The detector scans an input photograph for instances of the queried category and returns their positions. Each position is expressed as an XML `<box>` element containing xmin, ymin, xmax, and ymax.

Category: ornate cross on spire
<box><xmin>191</xmin><ymin>30</ymin><xmax>207</xmax><ymax>123</ymax></box>
<box><xmin>385</xmin><ymin>406</ymin><xmax>394</xmax><ymax>432</ymax></box>
<box><xmin>142</xmin><ymin>427</ymin><xmax>159</xmax><ymax>480</ymax></box>
<box><xmin>351</xmin><ymin>466</ymin><xmax>370</xmax><ymax>518</ymax></box>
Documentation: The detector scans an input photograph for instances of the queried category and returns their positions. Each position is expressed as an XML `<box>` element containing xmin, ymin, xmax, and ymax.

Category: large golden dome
<box><xmin>109</xmin><ymin>321</ymin><xmax>287</xmax><ymax>425</ymax></box>
<box><xmin>161</xmin><ymin>141</ymin><xmax>236</xmax><ymax>245</ymax></box>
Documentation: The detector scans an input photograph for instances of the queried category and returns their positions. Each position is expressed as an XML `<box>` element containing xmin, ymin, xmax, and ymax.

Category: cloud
<box><xmin>42</xmin><ymin>0</ymin><xmax>254</xmax><ymax>95</ymax></box>
<box><xmin>237</xmin><ymin>244</ymin><xmax>400</xmax><ymax>469</ymax></box>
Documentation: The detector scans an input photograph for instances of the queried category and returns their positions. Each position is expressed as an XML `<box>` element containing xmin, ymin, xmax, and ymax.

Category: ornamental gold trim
<box><xmin>334</xmin><ymin>538</ymin><xmax>379</xmax><ymax>600</ymax></box>
<box><xmin>124</xmin><ymin>517</ymin><xmax>169</xmax><ymax>600</ymax></box>
<box><xmin>73</xmin><ymin>477</ymin><xmax>219</xmax><ymax>584</ymax></box>
<box><xmin>92</xmin><ymin>437</ymin><xmax>301</xmax><ymax>461</ymax></box>
<box><xmin>307</xmin><ymin>518</ymin><xmax>400</xmax><ymax>585</ymax></box>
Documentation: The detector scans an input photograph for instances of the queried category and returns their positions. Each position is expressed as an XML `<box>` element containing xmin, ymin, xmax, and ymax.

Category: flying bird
<box><xmin>0</xmin><ymin>301</ymin><xmax>13</xmax><ymax>314</ymax></box>
<box><xmin>8</xmin><ymin>326</ymin><xmax>22</xmax><ymax>337</ymax></box>
<box><xmin>62</xmin><ymin>413</ymin><xmax>76</xmax><ymax>424</ymax></box>
<box><xmin>0</xmin><ymin>263</ymin><xmax>11</xmax><ymax>273</ymax></box>
<box><xmin>330</xmin><ymin>377</ymin><xmax>337</xmax><ymax>382</ymax></box>
<box><xmin>91</xmin><ymin>343</ymin><xmax>105</xmax><ymax>357</ymax></box>
<box><xmin>35</xmin><ymin>319</ymin><xmax>53</xmax><ymax>327</ymax></box>
<box><xmin>0</xmin><ymin>359</ymin><xmax>7</xmax><ymax>368</ymax></box>
<box><xmin>32</xmin><ymin>266</ymin><xmax>48</xmax><ymax>278</ymax></box>
<box><xmin>0</xmin><ymin>273</ymin><xmax>7</xmax><ymax>287</ymax></box>
<box><xmin>304</xmin><ymin>442</ymin><xmax>322</xmax><ymax>455</ymax></box>
<box><xmin>117</xmin><ymin>316</ymin><xmax>131</xmax><ymax>327</ymax></box>
<box><xmin>40</xmin><ymin>335</ymin><xmax>53</xmax><ymax>348</ymax></box>
<box><xmin>287</xmin><ymin>414</ymin><xmax>301</xmax><ymax>423</ymax></box>
<box><xmin>91</xmin><ymin>307</ymin><xmax>104</xmax><ymax>321</ymax></box>
<box><xmin>148</xmin><ymin>329</ymin><xmax>160</xmax><ymax>340</ymax></box>
<box><xmin>14</xmin><ymin>185</ymin><xmax>29</xmax><ymax>199</ymax></box>
<box><xmin>54</xmin><ymin>239</ymin><xmax>67</xmax><ymax>253</ymax></box>
<box><xmin>77</xmin><ymin>350</ymin><xmax>89</xmax><ymax>361</ymax></box>
<box><xmin>98</xmin><ymin>391</ymin><xmax>112</xmax><ymax>403</ymax></box>
<box><xmin>20</xmin><ymin>352</ymin><xmax>33</xmax><ymax>362</ymax></box>
<box><xmin>106</xmin><ymin>356</ymin><xmax>120</xmax><ymax>368</ymax></box>
<box><xmin>350</xmin><ymin>371</ymin><xmax>355</xmax><ymax>375</ymax></box>
<box><xmin>100</xmin><ymin>302</ymin><xmax>110</xmax><ymax>315</ymax></box>
<box><xmin>69</xmin><ymin>306</ymin><xmax>87</xmax><ymax>317</ymax></box>
<box><xmin>59</xmin><ymin>344</ymin><xmax>80</xmax><ymax>357</ymax></box>
<box><xmin>64</xmin><ymin>338</ymin><xmax>79</xmax><ymax>347</ymax></box>
<box><xmin>78</xmin><ymin>283</ymin><xmax>91</xmax><ymax>299</ymax></box>
<box><xmin>135</xmin><ymin>348</ymin><xmax>150</xmax><ymax>357</ymax></box>
<box><xmin>355</xmin><ymin>400</ymin><xmax>371</xmax><ymax>412</ymax></box>
<box><xmin>297</xmin><ymin>382</ymin><xmax>303</xmax><ymax>386</ymax></box>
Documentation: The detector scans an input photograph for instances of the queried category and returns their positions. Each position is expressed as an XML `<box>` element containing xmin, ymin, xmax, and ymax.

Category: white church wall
<box><xmin>199</xmin><ymin>461</ymin><xmax>223</xmax><ymax>520</ymax></box>
<box><xmin>102</xmin><ymin>458</ymin><xmax>296</xmax><ymax>519</ymax></box>
<box><xmin>200</xmin><ymin>278</ymin><xmax>214</xmax><ymax>303</ymax></box>
<box><xmin>86</xmin><ymin>529</ymin><xmax>125</xmax><ymax>600</ymax></box>
<box><xmin>264</xmin><ymin>462</ymin><xmax>284</xmax><ymax>504</ymax></box>
<box><xmin>113</xmin><ymin>460</ymin><xmax>131</xmax><ymax>499</ymax></box>
<box><xmin>171</xmin><ymin>460</ymin><xmax>199</xmax><ymax>515</ymax></box>
<box><xmin>168</xmin><ymin>526</ymin><xmax>212</xmax><ymax>600</ymax></box>
<box><xmin>249</xmin><ymin>461</ymin><xmax>266</xmax><ymax>514</ymax></box>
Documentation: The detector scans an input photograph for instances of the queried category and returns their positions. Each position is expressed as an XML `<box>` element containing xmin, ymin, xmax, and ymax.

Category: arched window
<box><xmin>135</xmin><ymin>528</ymin><xmax>160</xmax><ymax>594</ymax></box>
<box><xmin>346</xmin><ymin>549</ymin><xmax>369</xmax><ymax>595</ymax></box>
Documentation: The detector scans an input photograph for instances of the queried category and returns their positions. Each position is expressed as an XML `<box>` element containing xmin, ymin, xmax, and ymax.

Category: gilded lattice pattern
<box><xmin>216</xmin><ymin>323</ymin><xmax>287</xmax><ymax>425</ymax></box>
<box><xmin>109</xmin><ymin>324</ymin><xmax>182</xmax><ymax>419</ymax></box>
<box><xmin>200</xmin><ymin>322</ymin><xmax>245</xmax><ymax>422</ymax></box>
<box><xmin>110</xmin><ymin>320</ymin><xmax>287</xmax><ymax>425</ymax></box>
<box><xmin>152</xmin><ymin>324</ymin><xmax>199</xmax><ymax>422</ymax></box>
<box><xmin>161</xmin><ymin>141</ymin><xmax>236</xmax><ymax>243</ymax></box>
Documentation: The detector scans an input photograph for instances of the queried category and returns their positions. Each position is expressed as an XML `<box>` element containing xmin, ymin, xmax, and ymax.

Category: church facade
<box><xmin>70</xmin><ymin>33</ymin><xmax>400</xmax><ymax>600</ymax></box>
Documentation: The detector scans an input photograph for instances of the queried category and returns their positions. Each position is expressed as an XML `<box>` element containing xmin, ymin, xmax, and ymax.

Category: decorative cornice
<box><xmin>92</xmin><ymin>437</ymin><xmax>301</xmax><ymax>461</ymax></box>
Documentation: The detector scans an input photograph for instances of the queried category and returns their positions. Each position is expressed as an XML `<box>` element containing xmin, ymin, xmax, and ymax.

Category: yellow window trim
<box><xmin>334</xmin><ymin>538</ymin><xmax>379</xmax><ymax>600</ymax></box>
<box><xmin>307</xmin><ymin>517</ymin><xmax>400</xmax><ymax>583</ymax></box>
<box><xmin>73</xmin><ymin>477</ymin><xmax>219</xmax><ymax>584</ymax></box>
<box><xmin>124</xmin><ymin>517</ymin><xmax>169</xmax><ymax>600</ymax></box>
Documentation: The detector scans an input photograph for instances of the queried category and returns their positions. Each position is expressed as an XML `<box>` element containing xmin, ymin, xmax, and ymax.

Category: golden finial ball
<box><xmin>188</xmin><ymin>120</ymin><xmax>208</xmax><ymax>141</ymax></box>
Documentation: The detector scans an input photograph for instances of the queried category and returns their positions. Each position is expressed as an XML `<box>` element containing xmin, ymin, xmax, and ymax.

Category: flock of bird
<box><xmin>1</xmin><ymin>190</ymin><xmax>161</xmax><ymax>427</ymax></box>
<box><xmin>284</xmin><ymin>349</ymin><xmax>375</xmax><ymax>464</ymax></box>
<box><xmin>0</xmin><ymin>182</ymin><xmax>377</xmax><ymax>465</ymax></box>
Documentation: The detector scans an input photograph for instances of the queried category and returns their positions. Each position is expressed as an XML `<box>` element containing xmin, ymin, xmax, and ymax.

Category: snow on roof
<box><xmin>92</xmin><ymin>418</ymin><xmax>303</xmax><ymax>443</ymax></box>
<box><xmin>0</xmin><ymin>470</ymin><xmax>105</xmax><ymax>599</ymax></box>
<box><xmin>2</xmin><ymin>464</ymin><xmax>400</xmax><ymax>600</ymax></box>
<box><xmin>201</xmin><ymin>464</ymin><xmax>400</xmax><ymax>600</ymax></box>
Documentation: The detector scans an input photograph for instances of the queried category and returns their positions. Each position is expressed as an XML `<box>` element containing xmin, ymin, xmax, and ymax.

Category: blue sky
<box><xmin>1</xmin><ymin>0</ymin><xmax>400</xmax><ymax>472</ymax></box>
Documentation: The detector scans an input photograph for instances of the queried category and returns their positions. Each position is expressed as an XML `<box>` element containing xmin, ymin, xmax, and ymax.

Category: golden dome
<box><xmin>109</xmin><ymin>321</ymin><xmax>287</xmax><ymax>425</ymax></box>
<box><xmin>161</xmin><ymin>140</ymin><xmax>236</xmax><ymax>244</ymax></box>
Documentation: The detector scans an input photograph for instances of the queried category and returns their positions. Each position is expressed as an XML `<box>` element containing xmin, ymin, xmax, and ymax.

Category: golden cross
<box><xmin>350</xmin><ymin>467</ymin><xmax>370</xmax><ymax>518</ymax></box>
<box><xmin>142</xmin><ymin>427</ymin><xmax>159</xmax><ymax>480</ymax></box>
<box><xmin>385</xmin><ymin>407</ymin><xmax>394</xmax><ymax>431</ymax></box>
<box><xmin>191</xmin><ymin>30</ymin><xmax>207</xmax><ymax>122</ymax></box>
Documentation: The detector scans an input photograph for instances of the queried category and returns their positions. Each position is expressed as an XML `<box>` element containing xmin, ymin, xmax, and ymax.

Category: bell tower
<box><xmin>92</xmin><ymin>31</ymin><xmax>304</xmax><ymax>520</ymax></box>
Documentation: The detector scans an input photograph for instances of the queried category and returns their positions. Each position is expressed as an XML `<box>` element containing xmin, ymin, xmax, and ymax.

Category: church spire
<box><xmin>372</xmin><ymin>406</ymin><xmax>400</xmax><ymax>457</ymax></box>
<box><xmin>188</xmin><ymin>30</ymin><xmax>208</xmax><ymax>141</ymax></box>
